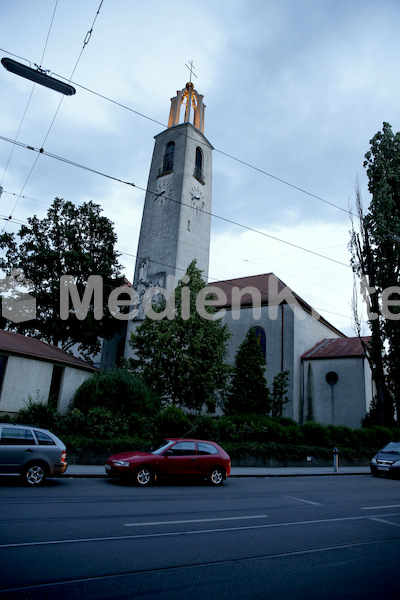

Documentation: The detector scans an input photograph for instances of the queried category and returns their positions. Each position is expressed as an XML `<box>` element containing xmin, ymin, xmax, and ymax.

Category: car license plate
<box><xmin>377</xmin><ymin>466</ymin><xmax>389</xmax><ymax>471</ymax></box>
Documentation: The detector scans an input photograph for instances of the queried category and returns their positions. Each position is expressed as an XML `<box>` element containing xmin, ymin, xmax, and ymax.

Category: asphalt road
<box><xmin>0</xmin><ymin>474</ymin><xmax>399</xmax><ymax>599</ymax></box>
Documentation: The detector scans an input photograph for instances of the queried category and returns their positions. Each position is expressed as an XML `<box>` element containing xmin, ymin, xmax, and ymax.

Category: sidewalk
<box><xmin>63</xmin><ymin>465</ymin><xmax>371</xmax><ymax>478</ymax></box>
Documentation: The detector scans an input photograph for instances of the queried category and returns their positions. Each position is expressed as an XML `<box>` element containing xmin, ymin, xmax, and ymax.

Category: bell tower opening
<box><xmin>167</xmin><ymin>81</ymin><xmax>206</xmax><ymax>133</ymax></box>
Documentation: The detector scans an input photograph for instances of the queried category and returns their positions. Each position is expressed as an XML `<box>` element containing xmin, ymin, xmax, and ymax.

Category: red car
<box><xmin>105</xmin><ymin>438</ymin><xmax>231</xmax><ymax>486</ymax></box>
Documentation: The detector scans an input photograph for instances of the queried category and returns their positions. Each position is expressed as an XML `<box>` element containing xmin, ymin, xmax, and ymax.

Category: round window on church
<box><xmin>326</xmin><ymin>371</ymin><xmax>339</xmax><ymax>386</ymax></box>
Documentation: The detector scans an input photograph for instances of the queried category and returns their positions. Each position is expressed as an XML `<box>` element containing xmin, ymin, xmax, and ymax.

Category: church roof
<box><xmin>210</xmin><ymin>272</ymin><xmax>344</xmax><ymax>337</ymax></box>
<box><xmin>0</xmin><ymin>329</ymin><xmax>96</xmax><ymax>371</ymax></box>
<box><xmin>302</xmin><ymin>336</ymin><xmax>371</xmax><ymax>359</ymax></box>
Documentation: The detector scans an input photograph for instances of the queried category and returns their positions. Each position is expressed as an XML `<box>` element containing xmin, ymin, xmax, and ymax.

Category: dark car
<box><xmin>370</xmin><ymin>442</ymin><xmax>400</xmax><ymax>478</ymax></box>
<box><xmin>105</xmin><ymin>438</ymin><xmax>231</xmax><ymax>486</ymax></box>
<box><xmin>0</xmin><ymin>423</ymin><xmax>68</xmax><ymax>486</ymax></box>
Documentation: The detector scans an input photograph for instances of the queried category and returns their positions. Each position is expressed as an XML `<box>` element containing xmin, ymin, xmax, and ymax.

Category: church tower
<box><xmin>121</xmin><ymin>76</ymin><xmax>214</xmax><ymax>366</ymax></box>
<box><xmin>132</xmin><ymin>80</ymin><xmax>213</xmax><ymax>300</ymax></box>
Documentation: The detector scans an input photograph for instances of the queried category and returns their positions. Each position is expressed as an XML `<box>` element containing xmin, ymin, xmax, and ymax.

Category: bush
<box><xmin>71</xmin><ymin>368</ymin><xmax>160</xmax><ymax>417</ymax></box>
<box><xmin>192</xmin><ymin>415</ymin><xmax>219</xmax><ymax>440</ymax></box>
<box><xmin>301</xmin><ymin>422</ymin><xmax>333</xmax><ymax>447</ymax></box>
<box><xmin>155</xmin><ymin>406</ymin><xmax>192</xmax><ymax>438</ymax></box>
<box><xmin>13</xmin><ymin>396</ymin><xmax>60</xmax><ymax>431</ymax></box>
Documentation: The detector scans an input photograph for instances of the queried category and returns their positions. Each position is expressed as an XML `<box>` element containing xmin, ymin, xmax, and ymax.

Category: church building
<box><xmin>123</xmin><ymin>79</ymin><xmax>374</xmax><ymax>428</ymax></box>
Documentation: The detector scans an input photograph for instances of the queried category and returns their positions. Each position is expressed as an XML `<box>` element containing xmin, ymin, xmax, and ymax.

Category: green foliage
<box><xmin>301</xmin><ymin>421</ymin><xmax>333</xmax><ymax>447</ymax></box>
<box><xmin>129</xmin><ymin>260</ymin><xmax>231</xmax><ymax>412</ymax></box>
<box><xmin>225</xmin><ymin>329</ymin><xmax>270</xmax><ymax>415</ymax></box>
<box><xmin>0</xmin><ymin>197</ymin><xmax>124</xmax><ymax>359</ymax></box>
<box><xmin>10</xmin><ymin>389</ymin><xmax>400</xmax><ymax>466</ymax></box>
<box><xmin>349</xmin><ymin>123</ymin><xmax>400</xmax><ymax>425</ymax></box>
<box><xmin>13</xmin><ymin>395</ymin><xmax>61</xmax><ymax>431</ymax></box>
<box><xmin>155</xmin><ymin>406</ymin><xmax>192</xmax><ymax>438</ymax></box>
<box><xmin>271</xmin><ymin>371</ymin><xmax>290</xmax><ymax>417</ymax></box>
<box><xmin>71</xmin><ymin>368</ymin><xmax>160</xmax><ymax>417</ymax></box>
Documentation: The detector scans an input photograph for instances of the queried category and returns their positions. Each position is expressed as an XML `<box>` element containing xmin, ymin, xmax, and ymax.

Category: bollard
<box><xmin>333</xmin><ymin>447</ymin><xmax>339</xmax><ymax>472</ymax></box>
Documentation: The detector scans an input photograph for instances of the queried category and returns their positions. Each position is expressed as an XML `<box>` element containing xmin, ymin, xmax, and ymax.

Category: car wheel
<box><xmin>208</xmin><ymin>466</ymin><xmax>225</xmax><ymax>486</ymax></box>
<box><xmin>23</xmin><ymin>463</ymin><xmax>47</xmax><ymax>486</ymax></box>
<box><xmin>135</xmin><ymin>466</ymin><xmax>154</xmax><ymax>486</ymax></box>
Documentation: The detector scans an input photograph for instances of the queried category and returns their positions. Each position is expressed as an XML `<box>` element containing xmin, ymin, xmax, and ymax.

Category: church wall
<box><xmin>292</xmin><ymin>309</ymin><xmax>342</xmax><ymax>422</ymax></box>
<box><xmin>221</xmin><ymin>304</ymin><xmax>295</xmax><ymax>417</ymax></box>
<box><xmin>221</xmin><ymin>303</ymin><xmax>343</xmax><ymax>423</ymax></box>
<box><xmin>301</xmin><ymin>357</ymin><xmax>371</xmax><ymax>429</ymax></box>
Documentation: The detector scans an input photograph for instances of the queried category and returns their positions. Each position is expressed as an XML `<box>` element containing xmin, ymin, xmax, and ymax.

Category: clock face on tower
<box><xmin>154</xmin><ymin>180</ymin><xmax>173</xmax><ymax>206</ymax></box>
<box><xmin>190</xmin><ymin>185</ymin><xmax>205</xmax><ymax>211</ymax></box>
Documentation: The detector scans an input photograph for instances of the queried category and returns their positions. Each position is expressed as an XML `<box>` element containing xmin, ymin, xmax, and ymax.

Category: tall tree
<box><xmin>0</xmin><ymin>197</ymin><xmax>124</xmax><ymax>359</ymax></box>
<box><xmin>350</xmin><ymin>123</ymin><xmax>400</xmax><ymax>425</ymax></box>
<box><xmin>225</xmin><ymin>328</ymin><xmax>271</xmax><ymax>416</ymax></box>
<box><xmin>128</xmin><ymin>261</ymin><xmax>231</xmax><ymax>412</ymax></box>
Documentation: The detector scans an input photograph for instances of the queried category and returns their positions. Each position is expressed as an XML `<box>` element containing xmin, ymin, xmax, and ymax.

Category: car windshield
<box><xmin>140</xmin><ymin>440</ymin><xmax>173</xmax><ymax>455</ymax></box>
<box><xmin>381</xmin><ymin>442</ymin><xmax>400</xmax><ymax>454</ymax></box>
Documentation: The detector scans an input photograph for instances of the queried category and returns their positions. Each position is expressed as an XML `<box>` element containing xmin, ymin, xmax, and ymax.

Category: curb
<box><xmin>61</xmin><ymin>470</ymin><xmax>371</xmax><ymax>479</ymax></box>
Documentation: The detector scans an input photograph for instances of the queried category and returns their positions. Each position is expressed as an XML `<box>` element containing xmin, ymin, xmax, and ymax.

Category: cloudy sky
<box><xmin>1</xmin><ymin>0</ymin><xmax>399</xmax><ymax>336</ymax></box>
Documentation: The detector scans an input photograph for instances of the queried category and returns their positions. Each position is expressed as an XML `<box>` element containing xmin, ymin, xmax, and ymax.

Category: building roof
<box><xmin>302</xmin><ymin>336</ymin><xmax>371</xmax><ymax>360</ymax></box>
<box><xmin>0</xmin><ymin>329</ymin><xmax>96</xmax><ymax>371</ymax></box>
<box><xmin>210</xmin><ymin>272</ymin><xmax>345</xmax><ymax>337</ymax></box>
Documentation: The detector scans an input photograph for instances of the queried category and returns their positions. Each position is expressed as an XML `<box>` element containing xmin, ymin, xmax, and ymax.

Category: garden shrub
<box><xmin>13</xmin><ymin>396</ymin><xmax>60</xmax><ymax>431</ymax></box>
<box><xmin>192</xmin><ymin>415</ymin><xmax>219</xmax><ymax>440</ymax></box>
<box><xmin>155</xmin><ymin>405</ymin><xmax>191</xmax><ymax>438</ymax></box>
<box><xmin>301</xmin><ymin>421</ymin><xmax>332</xmax><ymax>447</ymax></box>
<box><xmin>71</xmin><ymin>368</ymin><xmax>160</xmax><ymax>417</ymax></box>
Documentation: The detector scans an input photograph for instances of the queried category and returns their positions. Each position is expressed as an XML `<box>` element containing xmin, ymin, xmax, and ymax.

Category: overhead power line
<box><xmin>53</xmin><ymin>72</ymin><xmax>354</xmax><ymax>219</ymax></box>
<box><xmin>0</xmin><ymin>135</ymin><xmax>136</xmax><ymax>187</ymax></box>
<box><xmin>0</xmin><ymin>0</ymin><xmax>59</xmax><ymax>188</ymax></box>
<box><xmin>2</xmin><ymin>0</ymin><xmax>104</xmax><ymax>226</ymax></box>
<box><xmin>0</xmin><ymin>133</ymin><xmax>349</xmax><ymax>269</ymax></box>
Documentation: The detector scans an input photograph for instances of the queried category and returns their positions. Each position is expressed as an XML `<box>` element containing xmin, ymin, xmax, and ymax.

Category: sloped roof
<box><xmin>209</xmin><ymin>273</ymin><xmax>344</xmax><ymax>337</ymax></box>
<box><xmin>302</xmin><ymin>336</ymin><xmax>371</xmax><ymax>360</ymax></box>
<box><xmin>0</xmin><ymin>329</ymin><xmax>96</xmax><ymax>371</ymax></box>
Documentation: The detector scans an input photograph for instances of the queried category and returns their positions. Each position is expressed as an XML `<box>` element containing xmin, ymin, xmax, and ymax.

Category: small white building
<box><xmin>301</xmin><ymin>336</ymin><xmax>373</xmax><ymax>428</ymax></box>
<box><xmin>0</xmin><ymin>330</ymin><xmax>96</xmax><ymax>416</ymax></box>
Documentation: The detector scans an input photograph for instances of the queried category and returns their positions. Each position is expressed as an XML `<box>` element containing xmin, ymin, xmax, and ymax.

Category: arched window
<box><xmin>194</xmin><ymin>147</ymin><xmax>203</xmax><ymax>181</ymax></box>
<box><xmin>162</xmin><ymin>141</ymin><xmax>175</xmax><ymax>174</ymax></box>
<box><xmin>252</xmin><ymin>326</ymin><xmax>266</xmax><ymax>362</ymax></box>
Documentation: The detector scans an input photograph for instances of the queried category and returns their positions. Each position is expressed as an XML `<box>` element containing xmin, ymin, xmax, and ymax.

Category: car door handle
<box><xmin>26</xmin><ymin>448</ymin><xmax>34</xmax><ymax>453</ymax></box>
<box><xmin>190</xmin><ymin>458</ymin><xmax>196</xmax><ymax>461</ymax></box>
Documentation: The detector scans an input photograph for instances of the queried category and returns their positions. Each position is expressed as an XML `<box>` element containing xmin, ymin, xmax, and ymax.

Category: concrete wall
<box><xmin>57</xmin><ymin>367</ymin><xmax>93</xmax><ymax>414</ymax></box>
<box><xmin>133</xmin><ymin>122</ymin><xmax>213</xmax><ymax>288</ymax></box>
<box><xmin>220</xmin><ymin>302</ymin><xmax>341</xmax><ymax>421</ymax></box>
<box><xmin>0</xmin><ymin>356</ymin><xmax>52</xmax><ymax>413</ymax></box>
<box><xmin>292</xmin><ymin>308</ymin><xmax>341</xmax><ymax>422</ymax></box>
<box><xmin>0</xmin><ymin>355</ymin><xmax>93</xmax><ymax>415</ymax></box>
<box><xmin>301</xmin><ymin>357</ymin><xmax>373</xmax><ymax>429</ymax></box>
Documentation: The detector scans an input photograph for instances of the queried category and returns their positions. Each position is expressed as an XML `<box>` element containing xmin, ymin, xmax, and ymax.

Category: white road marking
<box><xmin>2</xmin><ymin>512</ymin><xmax>400</xmax><ymax>550</ymax></box>
<box><xmin>362</xmin><ymin>504</ymin><xmax>400</xmax><ymax>510</ymax></box>
<box><xmin>286</xmin><ymin>496</ymin><xmax>322</xmax><ymax>506</ymax></box>
<box><xmin>125</xmin><ymin>515</ymin><xmax>269</xmax><ymax>527</ymax></box>
<box><xmin>368</xmin><ymin>517</ymin><xmax>400</xmax><ymax>528</ymax></box>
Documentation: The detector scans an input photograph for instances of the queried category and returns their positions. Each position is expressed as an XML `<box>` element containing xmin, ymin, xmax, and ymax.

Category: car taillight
<box><xmin>61</xmin><ymin>450</ymin><xmax>67</xmax><ymax>463</ymax></box>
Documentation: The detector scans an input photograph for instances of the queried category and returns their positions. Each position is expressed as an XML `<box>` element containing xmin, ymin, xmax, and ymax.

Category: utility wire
<box><xmin>4</xmin><ymin>0</ymin><xmax>104</xmax><ymax>226</ymax></box>
<box><xmin>0</xmin><ymin>0</ymin><xmax>59</xmax><ymax>189</ymax></box>
<box><xmin>52</xmin><ymin>73</ymin><xmax>355</xmax><ymax>220</ymax></box>
<box><xmin>0</xmin><ymin>135</ymin><xmax>349</xmax><ymax>268</ymax></box>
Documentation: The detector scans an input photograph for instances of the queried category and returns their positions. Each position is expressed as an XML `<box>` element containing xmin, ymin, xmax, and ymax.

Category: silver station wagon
<box><xmin>0</xmin><ymin>423</ymin><xmax>68</xmax><ymax>486</ymax></box>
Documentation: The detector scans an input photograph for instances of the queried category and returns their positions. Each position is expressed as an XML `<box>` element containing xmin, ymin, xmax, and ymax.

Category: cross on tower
<box><xmin>185</xmin><ymin>60</ymin><xmax>197</xmax><ymax>83</ymax></box>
